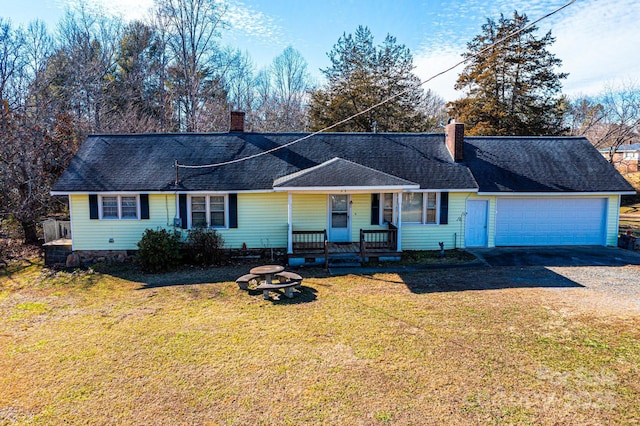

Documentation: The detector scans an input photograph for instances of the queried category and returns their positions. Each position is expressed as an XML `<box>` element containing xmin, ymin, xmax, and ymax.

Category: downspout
<box><xmin>614</xmin><ymin>194</ymin><xmax>621</xmax><ymax>247</ymax></box>
<box><xmin>397</xmin><ymin>192</ymin><xmax>402</xmax><ymax>252</ymax></box>
<box><xmin>287</xmin><ymin>192</ymin><xmax>293</xmax><ymax>254</ymax></box>
<box><xmin>69</xmin><ymin>195</ymin><xmax>75</xmax><ymax>251</ymax></box>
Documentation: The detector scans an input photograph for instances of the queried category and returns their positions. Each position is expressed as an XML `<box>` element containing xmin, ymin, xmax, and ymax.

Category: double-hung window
<box><xmin>99</xmin><ymin>195</ymin><xmax>139</xmax><ymax>220</ymax></box>
<box><xmin>382</xmin><ymin>193</ymin><xmax>394</xmax><ymax>224</ymax></box>
<box><xmin>190</xmin><ymin>195</ymin><xmax>227</xmax><ymax>228</ymax></box>
<box><xmin>401</xmin><ymin>192</ymin><xmax>439</xmax><ymax>224</ymax></box>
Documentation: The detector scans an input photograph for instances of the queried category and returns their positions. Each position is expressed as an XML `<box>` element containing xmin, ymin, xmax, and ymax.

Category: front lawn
<box><xmin>1</xmin><ymin>260</ymin><xmax>639</xmax><ymax>424</ymax></box>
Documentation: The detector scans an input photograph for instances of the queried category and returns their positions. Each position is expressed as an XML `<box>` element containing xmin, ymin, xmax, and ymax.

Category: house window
<box><xmin>121</xmin><ymin>196</ymin><xmax>138</xmax><ymax>219</ymax></box>
<box><xmin>210</xmin><ymin>196</ymin><xmax>225</xmax><ymax>227</ymax></box>
<box><xmin>426</xmin><ymin>192</ymin><xmax>437</xmax><ymax>223</ymax></box>
<box><xmin>99</xmin><ymin>195</ymin><xmax>139</xmax><ymax>220</ymax></box>
<box><xmin>382</xmin><ymin>193</ymin><xmax>394</xmax><ymax>224</ymax></box>
<box><xmin>623</xmin><ymin>152</ymin><xmax>638</xmax><ymax>160</ymax></box>
<box><xmin>190</xmin><ymin>195</ymin><xmax>227</xmax><ymax>228</ymax></box>
<box><xmin>401</xmin><ymin>192</ymin><xmax>439</xmax><ymax>224</ymax></box>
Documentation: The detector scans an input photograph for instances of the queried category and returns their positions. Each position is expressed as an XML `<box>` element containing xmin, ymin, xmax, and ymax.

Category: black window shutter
<box><xmin>89</xmin><ymin>194</ymin><xmax>99</xmax><ymax>219</ymax></box>
<box><xmin>371</xmin><ymin>193</ymin><xmax>380</xmax><ymax>225</ymax></box>
<box><xmin>229</xmin><ymin>194</ymin><xmax>238</xmax><ymax>228</ymax></box>
<box><xmin>140</xmin><ymin>194</ymin><xmax>150</xmax><ymax>219</ymax></box>
<box><xmin>440</xmin><ymin>192</ymin><xmax>449</xmax><ymax>225</ymax></box>
<box><xmin>179</xmin><ymin>194</ymin><xmax>188</xmax><ymax>229</ymax></box>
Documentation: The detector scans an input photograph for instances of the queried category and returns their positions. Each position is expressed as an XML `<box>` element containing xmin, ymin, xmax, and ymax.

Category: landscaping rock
<box><xmin>66</xmin><ymin>252</ymin><xmax>80</xmax><ymax>268</ymax></box>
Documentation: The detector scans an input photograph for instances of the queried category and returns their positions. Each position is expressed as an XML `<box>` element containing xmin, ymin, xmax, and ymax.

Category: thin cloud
<box><xmin>221</xmin><ymin>0</ymin><xmax>283</xmax><ymax>45</ymax></box>
<box><xmin>64</xmin><ymin>0</ymin><xmax>154</xmax><ymax>21</ymax></box>
<box><xmin>546</xmin><ymin>0</ymin><xmax>640</xmax><ymax>96</ymax></box>
<box><xmin>414</xmin><ymin>47</ymin><xmax>463</xmax><ymax>102</ymax></box>
<box><xmin>414</xmin><ymin>0</ymin><xmax>640</xmax><ymax>101</ymax></box>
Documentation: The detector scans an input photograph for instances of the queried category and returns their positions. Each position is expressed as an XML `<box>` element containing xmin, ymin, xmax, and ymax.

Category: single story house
<box><xmin>599</xmin><ymin>143</ymin><xmax>640</xmax><ymax>174</ymax></box>
<box><xmin>51</xmin><ymin>113</ymin><xmax>635</xmax><ymax>265</ymax></box>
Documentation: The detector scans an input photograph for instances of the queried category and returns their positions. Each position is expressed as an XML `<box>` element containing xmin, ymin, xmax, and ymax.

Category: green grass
<box><xmin>1</xmin><ymin>260</ymin><xmax>639</xmax><ymax>424</ymax></box>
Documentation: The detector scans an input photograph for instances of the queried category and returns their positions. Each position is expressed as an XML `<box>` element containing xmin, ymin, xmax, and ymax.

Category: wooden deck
<box><xmin>326</xmin><ymin>242</ymin><xmax>361</xmax><ymax>253</ymax></box>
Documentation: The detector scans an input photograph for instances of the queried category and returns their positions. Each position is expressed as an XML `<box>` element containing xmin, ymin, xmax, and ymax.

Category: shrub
<box><xmin>185</xmin><ymin>228</ymin><xmax>225</xmax><ymax>266</ymax></box>
<box><xmin>136</xmin><ymin>228</ymin><xmax>182</xmax><ymax>273</ymax></box>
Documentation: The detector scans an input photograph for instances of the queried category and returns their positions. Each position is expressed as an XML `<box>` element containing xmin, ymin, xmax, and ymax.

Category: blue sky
<box><xmin>3</xmin><ymin>0</ymin><xmax>639</xmax><ymax>102</ymax></box>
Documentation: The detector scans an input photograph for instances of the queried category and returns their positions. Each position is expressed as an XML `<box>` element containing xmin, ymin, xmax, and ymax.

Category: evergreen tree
<box><xmin>448</xmin><ymin>11</ymin><xmax>567</xmax><ymax>136</ymax></box>
<box><xmin>308</xmin><ymin>26</ymin><xmax>444</xmax><ymax>132</ymax></box>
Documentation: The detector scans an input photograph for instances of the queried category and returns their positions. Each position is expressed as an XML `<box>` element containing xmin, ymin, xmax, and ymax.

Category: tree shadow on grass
<box><xmin>94</xmin><ymin>263</ymin><xmax>322</xmax><ymax>305</ymax></box>
<box><xmin>93</xmin><ymin>262</ymin><xmax>270</xmax><ymax>288</ymax></box>
<box><xmin>246</xmin><ymin>285</ymin><xmax>318</xmax><ymax>304</ymax></box>
<box><xmin>354</xmin><ymin>265</ymin><xmax>584</xmax><ymax>294</ymax></box>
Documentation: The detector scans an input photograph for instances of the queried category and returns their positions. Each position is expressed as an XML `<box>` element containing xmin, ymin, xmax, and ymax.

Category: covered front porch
<box><xmin>272</xmin><ymin>157</ymin><xmax>416</xmax><ymax>267</ymax></box>
<box><xmin>288</xmin><ymin>225</ymin><xmax>400</xmax><ymax>268</ymax></box>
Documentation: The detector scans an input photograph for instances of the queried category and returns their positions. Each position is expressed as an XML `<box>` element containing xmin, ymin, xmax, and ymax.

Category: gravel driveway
<box><xmin>461</xmin><ymin>246</ymin><xmax>640</xmax><ymax>314</ymax></box>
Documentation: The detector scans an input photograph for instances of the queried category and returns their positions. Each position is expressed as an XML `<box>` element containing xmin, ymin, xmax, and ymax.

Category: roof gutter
<box><xmin>477</xmin><ymin>191</ymin><xmax>637</xmax><ymax>196</ymax></box>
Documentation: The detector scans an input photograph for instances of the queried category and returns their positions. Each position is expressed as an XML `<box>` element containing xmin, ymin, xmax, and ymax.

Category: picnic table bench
<box><xmin>256</xmin><ymin>281</ymin><xmax>299</xmax><ymax>299</ymax></box>
<box><xmin>235</xmin><ymin>273</ymin><xmax>260</xmax><ymax>290</ymax></box>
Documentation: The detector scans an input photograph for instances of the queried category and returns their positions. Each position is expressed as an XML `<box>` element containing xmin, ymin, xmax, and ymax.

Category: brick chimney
<box><xmin>230</xmin><ymin>111</ymin><xmax>245</xmax><ymax>132</ymax></box>
<box><xmin>445</xmin><ymin>119</ymin><xmax>465</xmax><ymax>162</ymax></box>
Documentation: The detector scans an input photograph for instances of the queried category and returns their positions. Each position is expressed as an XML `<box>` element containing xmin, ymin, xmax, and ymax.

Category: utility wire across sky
<box><xmin>175</xmin><ymin>0</ymin><xmax>577</xmax><ymax>171</ymax></box>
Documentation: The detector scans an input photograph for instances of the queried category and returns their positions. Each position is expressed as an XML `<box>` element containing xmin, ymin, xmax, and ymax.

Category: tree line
<box><xmin>0</xmin><ymin>2</ymin><xmax>638</xmax><ymax>243</ymax></box>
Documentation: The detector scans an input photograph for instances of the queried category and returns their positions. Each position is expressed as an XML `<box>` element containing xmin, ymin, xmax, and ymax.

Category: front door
<box><xmin>465</xmin><ymin>200</ymin><xmax>488</xmax><ymax>247</ymax></box>
<box><xmin>329</xmin><ymin>194</ymin><xmax>350</xmax><ymax>242</ymax></box>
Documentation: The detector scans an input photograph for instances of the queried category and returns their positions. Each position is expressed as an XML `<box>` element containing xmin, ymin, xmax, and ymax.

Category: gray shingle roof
<box><xmin>464</xmin><ymin>136</ymin><xmax>635</xmax><ymax>193</ymax></box>
<box><xmin>273</xmin><ymin>157</ymin><xmax>419</xmax><ymax>188</ymax></box>
<box><xmin>52</xmin><ymin>132</ymin><xmax>633</xmax><ymax>194</ymax></box>
<box><xmin>52</xmin><ymin>133</ymin><xmax>478</xmax><ymax>192</ymax></box>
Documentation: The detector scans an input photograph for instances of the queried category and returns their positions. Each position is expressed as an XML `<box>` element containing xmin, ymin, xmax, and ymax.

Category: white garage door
<box><xmin>495</xmin><ymin>198</ymin><xmax>607</xmax><ymax>246</ymax></box>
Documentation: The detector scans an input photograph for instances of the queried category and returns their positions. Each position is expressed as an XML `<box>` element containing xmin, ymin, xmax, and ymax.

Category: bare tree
<box><xmin>224</xmin><ymin>49</ymin><xmax>255</xmax><ymax>128</ymax></box>
<box><xmin>23</xmin><ymin>20</ymin><xmax>55</xmax><ymax>123</ymax></box>
<box><xmin>253</xmin><ymin>46</ymin><xmax>313</xmax><ymax>132</ymax></box>
<box><xmin>567</xmin><ymin>81</ymin><xmax>640</xmax><ymax>167</ymax></box>
<box><xmin>54</xmin><ymin>4</ymin><xmax>122</xmax><ymax>132</ymax></box>
<box><xmin>0</xmin><ymin>19</ymin><xmax>26</xmax><ymax>111</ymax></box>
<box><xmin>156</xmin><ymin>0</ymin><xmax>228</xmax><ymax>131</ymax></box>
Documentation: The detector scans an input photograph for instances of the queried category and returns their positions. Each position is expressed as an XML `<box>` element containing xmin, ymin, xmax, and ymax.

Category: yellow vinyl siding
<box><xmin>70</xmin><ymin>194</ymin><xmax>176</xmax><ymax>251</ymax></box>
<box><xmin>292</xmin><ymin>194</ymin><xmax>327</xmax><ymax>231</ymax></box>
<box><xmin>351</xmin><ymin>193</ymin><xmax>388</xmax><ymax>241</ymax></box>
<box><xmin>401</xmin><ymin>192</ymin><xmax>471</xmax><ymax>250</ymax></box>
<box><xmin>605</xmin><ymin>195</ymin><xmax>620</xmax><ymax>246</ymax></box>
<box><xmin>218</xmin><ymin>193</ymin><xmax>288</xmax><ymax>249</ymax></box>
<box><xmin>69</xmin><ymin>192</ymin><xmax>621</xmax><ymax>252</ymax></box>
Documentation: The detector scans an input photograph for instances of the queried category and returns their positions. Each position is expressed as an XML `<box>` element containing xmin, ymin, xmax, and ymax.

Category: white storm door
<box><xmin>329</xmin><ymin>194</ymin><xmax>351</xmax><ymax>242</ymax></box>
<box><xmin>465</xmin><ymin>200</ymin><xmax>488</xmax><ymax>247</ymax></box>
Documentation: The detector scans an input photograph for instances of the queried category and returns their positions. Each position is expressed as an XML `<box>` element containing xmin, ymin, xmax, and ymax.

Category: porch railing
<box><xmin>292</xmin><ymin>230</ymin><xmax>329</xmax><ymax>269</ymax></box>
<box><xmin>360</xmin><ymin>224</ymin><xmax>398</xmax><ymax>260</ymax></box>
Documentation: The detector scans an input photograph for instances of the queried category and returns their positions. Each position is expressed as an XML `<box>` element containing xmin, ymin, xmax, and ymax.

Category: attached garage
<box><xmin>495</xmin><ymin>198</ymin><xmax>607</xmax><ymax>246</ymax></box>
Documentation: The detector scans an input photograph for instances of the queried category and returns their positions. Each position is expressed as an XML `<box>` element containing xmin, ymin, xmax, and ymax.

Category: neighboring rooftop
<box><xmin>599</xmin><ymin>143</ymin><xmax>640</xmax><ymax>152</ymax></box>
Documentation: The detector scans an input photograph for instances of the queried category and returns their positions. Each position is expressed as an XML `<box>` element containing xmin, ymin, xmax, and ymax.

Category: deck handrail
<box><xmin>292</xmin><ymin>230</ymin><xmax>329</xmax><ymax>268</ymax></box>
<box><xmin>360</xmin><ymin>224</ymin><xmax>398</xmax><ymax>261</ymax></box>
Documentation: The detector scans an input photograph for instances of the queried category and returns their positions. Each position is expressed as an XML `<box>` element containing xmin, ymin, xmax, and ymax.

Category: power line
<box><xmin>177</xmin><ymin>0</ymin><xmax>576</xmax><ymax>170</ymax></box>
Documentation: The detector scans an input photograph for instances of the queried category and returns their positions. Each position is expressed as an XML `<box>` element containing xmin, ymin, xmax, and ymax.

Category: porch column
<box><xmin>397</xmin><ymin>192</ymin><xmax>402</xmax><ymax>252</ymax></box>
<box><xmin>287</xmin><ymin>192</ymin><xmax>293</xmax><ymax>254</ymax></box>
